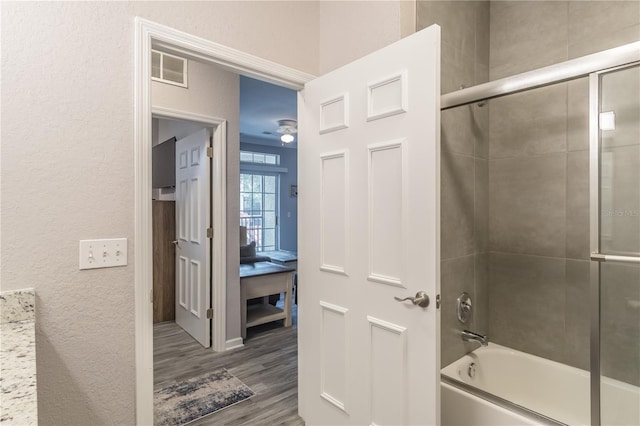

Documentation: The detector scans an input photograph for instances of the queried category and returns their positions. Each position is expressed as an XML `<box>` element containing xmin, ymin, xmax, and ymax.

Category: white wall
<box><xmin>0</xmin><ymin>1</ymin><xmax>410</xmax><ymax>424</ymax></box>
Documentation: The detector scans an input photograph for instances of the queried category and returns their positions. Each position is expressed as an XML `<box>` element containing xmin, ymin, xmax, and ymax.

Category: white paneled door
<box><xmin>175</xmin><ymin>128</ymin><xmax>211</xmax><ymax>348</ymax></box>
<box><xmin>298</xmin><ymin>25</ymin><xmax>441</xmax><ymax>425</ymax></box>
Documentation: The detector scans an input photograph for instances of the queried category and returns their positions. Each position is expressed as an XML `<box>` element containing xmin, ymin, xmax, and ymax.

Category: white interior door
<box><xmin>298</xmin><ymin>25</ymin><xmax>441</xmax><ymax>425</ymax></box>
<box><xmin>175</xmin><ymin>128</ymin><xmax>211</xmax><ymax>348</ymax></box>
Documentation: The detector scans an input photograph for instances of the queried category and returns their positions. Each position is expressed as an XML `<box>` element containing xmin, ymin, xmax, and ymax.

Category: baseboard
<box><xmin>225</xmin><ymin>337</ymin><xmax>244</xmax><ymax>351</ymax></box>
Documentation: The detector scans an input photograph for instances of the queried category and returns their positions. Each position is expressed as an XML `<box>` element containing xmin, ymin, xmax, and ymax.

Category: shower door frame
<box><xmin>441</xmin><ymin>41</ymin><xmax>640</xmax><ymax>110</ymax></box>
<box><xmin>441</xmin><ymin>42</ymin><xmax>640</xmax><ymax>426</ymax></box>
<box><xmin>588</xmin><ymin>61</ymin><xmax>640</xmax><ymax>426</ymax></box>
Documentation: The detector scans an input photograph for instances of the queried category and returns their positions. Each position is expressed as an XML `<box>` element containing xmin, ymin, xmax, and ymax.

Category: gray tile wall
<box><xmin>417</xmin><ymin>1</ymin><xmax>491</xmax><ymax>367</ymax></box>
<box><xmin>419</xmin><ymin>1</ymin><xmax>639</xmax><ymax>380</ymax></box>
<box><xmin>488</xmin><ymin>1</ymin><xmax>640</xmax><ymax>386</ymax></box>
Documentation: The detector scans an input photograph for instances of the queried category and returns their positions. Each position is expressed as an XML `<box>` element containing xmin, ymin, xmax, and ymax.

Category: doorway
<box><xmin>238</xmin><ymin>75</ymin><xmax>299</xmax><ymax>339</ymax></box>
<box><xmin>151</xmin><ymin>73</ymin><xmax>302</xmax><ymax>424</ymax></box>
<box><xmin>136</xmin><ymin>20</ymin><xmax>311</xmax><ymax>424</ymax></box>
<box><xmin>151</xmin><ymin>117</ymin><xmax>217</xmax><ymax>347</ymax></box>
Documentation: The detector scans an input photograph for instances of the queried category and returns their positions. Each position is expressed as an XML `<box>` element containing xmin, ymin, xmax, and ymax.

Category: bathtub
<box><xmin>441</xmin><ymin>343</ymin><xmax>640</xmax><ymax>426</ymax></box>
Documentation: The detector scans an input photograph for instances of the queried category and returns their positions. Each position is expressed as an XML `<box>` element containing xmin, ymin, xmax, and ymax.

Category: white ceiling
<box><xmin>239</xmin><ymin>75</ymin><xmax>298</xmax><ymax>149</ymax></box>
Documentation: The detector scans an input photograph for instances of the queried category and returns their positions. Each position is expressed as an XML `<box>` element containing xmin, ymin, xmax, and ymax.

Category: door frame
<box><xmin>134</xmin><ymin>18</ymin><xmax>314</xmax><ymax>425</ymax></box>
<box><xmin>152</xmin><ymin>108</ymin><xmax>223</xmax><ymax>350</ymax></box>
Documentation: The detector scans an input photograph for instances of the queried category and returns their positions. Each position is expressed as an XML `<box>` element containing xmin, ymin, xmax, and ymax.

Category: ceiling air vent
<box><xmin>152</xmin><ymin>50</ymin><xmax>188</xmax><ymax>88</ymax></box>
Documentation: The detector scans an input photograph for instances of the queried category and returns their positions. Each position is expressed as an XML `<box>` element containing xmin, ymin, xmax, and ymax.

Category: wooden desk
<box><xmin>240</xmin><ymin>262</ymin><xmax>295</xmax><ymax>339</ymax></box>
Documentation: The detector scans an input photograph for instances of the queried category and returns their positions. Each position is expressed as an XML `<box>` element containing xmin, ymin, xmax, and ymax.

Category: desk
<box><xmin>261</xmin><ymin>250</ymin><xmax>298</xmax><ymax>302</ymax></box>
<box><xmin>261</xmin><ymin>250</ymin><xmax>297</xmax><ymax>268</ymax></box>
<box><xmin>240</xmin><ymin>262</ymin><xmax>295</xmax><ymax>339</ymax></box>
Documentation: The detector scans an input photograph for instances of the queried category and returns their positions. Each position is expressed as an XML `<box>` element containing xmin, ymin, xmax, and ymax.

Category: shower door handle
<box><xmin>590</xmin><ymin>252</ymin><xmax>640</xmax><ymax>264</ymax></box>
<box><xmin>394</xmin><ymin>291</ymin><xmax>430</xmax><ymax>308</ymax></box>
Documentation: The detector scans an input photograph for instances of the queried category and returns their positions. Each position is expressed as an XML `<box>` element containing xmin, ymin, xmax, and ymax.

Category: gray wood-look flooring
<box><xmin>154</xmin><ymin>303</ymin><xmax>303</xmax><ymax>425</ymax></box>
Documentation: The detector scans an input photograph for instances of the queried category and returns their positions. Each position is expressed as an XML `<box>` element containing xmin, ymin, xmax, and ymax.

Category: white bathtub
<box><xmin>441</xmin><ymin>343</ymin><xmax>640</xmax><ymax>426</ymax></box>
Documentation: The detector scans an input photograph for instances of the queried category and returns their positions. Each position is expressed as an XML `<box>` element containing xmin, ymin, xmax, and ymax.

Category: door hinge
<box><xmin>275</xmin><ymin>215</ymin><xmax>278</xmax><ymax>226</ymax></box>
<box><xmin>206</xmin><ymin>308</ymin><xmax>213</xmax><ymax>319</ymax></box>
<box><xmin>207</xmin><ymin>228</ymin><xmax>214</xmax><ymax>239</ymax></box>
<box><xmin>206</xmin><ymin>146</ymin><xmax>214</xmax><ymax>158</ymax></box>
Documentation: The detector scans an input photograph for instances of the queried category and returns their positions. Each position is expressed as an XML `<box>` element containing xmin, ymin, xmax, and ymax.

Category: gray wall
<box><xmin>487</xmin><ymin>1</ymin><xmax>640</xmax><ymax>386</ymax></box>
<box><xmin>417</xmin><ymin>1</ymin><xmax>491</xmax><ymax>367</ymax></box>
<box><xmin>239</xmin><ymin>142</ymin><xmax>298</xmax><ymax>252</ymax></box>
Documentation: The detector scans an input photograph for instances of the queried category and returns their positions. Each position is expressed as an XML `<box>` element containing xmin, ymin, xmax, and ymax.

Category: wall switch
<box><xmin>79</xmin><ymin>238</ymin><xmax>128</xmax><ymax>270</ymax></box>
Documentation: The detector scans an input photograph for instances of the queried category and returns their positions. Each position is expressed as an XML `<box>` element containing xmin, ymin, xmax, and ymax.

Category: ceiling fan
<box><xmin>275</xmin><ymin>119</ymin><xmax>297</xmax><ymax>143</ymax></box>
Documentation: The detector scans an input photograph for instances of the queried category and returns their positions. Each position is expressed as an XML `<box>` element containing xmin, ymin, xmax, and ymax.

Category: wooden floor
<box><xmin>153</xmin><ymin>303</ymin><xmax>303</xmax><ymax>425</ymax></box>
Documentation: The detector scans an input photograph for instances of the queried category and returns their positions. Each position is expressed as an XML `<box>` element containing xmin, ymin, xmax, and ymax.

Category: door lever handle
<box><xmin>171</xmin><ymin>240</ymin><xmax>179</xmax><ymax>248</ymax></box>
<box><xmin>394</xmin><ymin>291</ymin><xmax>430</xmax><ymax>308</ymax></box>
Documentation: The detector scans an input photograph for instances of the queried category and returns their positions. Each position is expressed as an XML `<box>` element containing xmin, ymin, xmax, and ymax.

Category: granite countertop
<box><xmin>1</xmin><ymin>289</ymin><xmax>38</xmax><ymax>425</ymax></box>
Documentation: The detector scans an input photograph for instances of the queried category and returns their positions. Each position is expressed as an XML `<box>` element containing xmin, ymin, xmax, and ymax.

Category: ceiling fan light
<box><xmin>281</xmin><ymin>133</ymin><xmax>295</xmax><ymax>143</ymax></box>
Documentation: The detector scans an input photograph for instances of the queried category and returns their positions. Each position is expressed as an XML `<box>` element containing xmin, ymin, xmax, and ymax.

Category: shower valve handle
<box><xmin>394</xmin><ymin>291</ymin><xmax>430</xmax><ymax>308</ymax></box>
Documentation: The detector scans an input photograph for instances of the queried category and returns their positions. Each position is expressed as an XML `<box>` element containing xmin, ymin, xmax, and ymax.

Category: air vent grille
<box><xmin>152</xmin><ymin>50</ymin><xmax>188</xmax><ymax>88</ymax></box>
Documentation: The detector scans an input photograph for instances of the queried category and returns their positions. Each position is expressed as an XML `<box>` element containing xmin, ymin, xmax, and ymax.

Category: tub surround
<box><xmin>1</xmin><ymin>289</ymin><xmax>38</xmax><ymax>425</ymax></box>
<box><xmin>487</xmin><ymin>0</ymin><xmax>640</xmax><ymax>382</ymax></box>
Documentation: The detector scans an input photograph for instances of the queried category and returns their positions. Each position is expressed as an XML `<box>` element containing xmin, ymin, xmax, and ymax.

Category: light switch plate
<box><xmin>79</xmin><ymin>238</ymin><xmax>128</xmax><ymax>270</ymax></box>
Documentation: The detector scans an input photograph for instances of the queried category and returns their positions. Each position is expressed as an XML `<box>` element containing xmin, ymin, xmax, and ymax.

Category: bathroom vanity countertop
<box><xmin>1</xmin><ymin>289</ymin><xmax>38</xmax><ymax>425</ymax></box>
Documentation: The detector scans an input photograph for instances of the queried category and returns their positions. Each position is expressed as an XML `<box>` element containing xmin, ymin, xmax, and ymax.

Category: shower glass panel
<box><xmin>598</xmin><ymin>65</ymin><xmax>640</xmax><ymax>255</ymax></box>
<box><xmin>440</xmin><ymin>77</ymin><xmax>592</xmax><ymax>425</ymax></box>
<box><xmin>440</xmin><ymin>43</ymin><xmax>640</xmax><ymax>426</ymax></box>
<box><xmin>596</xmin><ymin>63</ymin><xmax>640</xmax><ymax>426</ymax></box>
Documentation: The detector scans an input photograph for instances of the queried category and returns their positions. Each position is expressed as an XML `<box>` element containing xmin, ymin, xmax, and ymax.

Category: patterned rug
<box><xmin>154</xmin><ymin>368</ymin><xmax>255</xmax><ymax>425</ymax></box>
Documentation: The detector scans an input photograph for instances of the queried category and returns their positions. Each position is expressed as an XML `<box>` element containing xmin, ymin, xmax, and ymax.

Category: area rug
<box><xmin>154</xmin><ymin>368</ymin><xmax>255</xmax><ymax>426</ymax></box>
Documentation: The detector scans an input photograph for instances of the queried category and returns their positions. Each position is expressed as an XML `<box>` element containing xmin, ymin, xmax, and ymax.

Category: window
<box><xmin>240</xmin><ymin>150</ymin><xmax>280</xmax><ymax>165</ymax></box>
<box><xmin>240</xmin><ymin>173</ymin><xmax>278</xmax><ymax>251</ymax></box>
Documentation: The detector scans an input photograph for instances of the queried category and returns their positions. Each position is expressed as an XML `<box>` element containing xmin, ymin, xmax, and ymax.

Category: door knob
<box><xmin>394</xmin><ymin>291</ymin><xmax>430</xmax><ymax>308</ymax></box>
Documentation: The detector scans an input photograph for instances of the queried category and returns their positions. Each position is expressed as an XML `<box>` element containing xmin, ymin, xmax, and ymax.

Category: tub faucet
<box><xmin>462</xmin><ymin>330</ymin><xmax>488</xmax><ymax>346</ymax></box>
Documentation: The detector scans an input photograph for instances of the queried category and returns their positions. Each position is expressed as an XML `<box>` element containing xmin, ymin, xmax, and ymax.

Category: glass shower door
<box><xmin>591</xmin><ymin>63</ymin><xmax>640</xmax><ymax>426</ymax></box>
